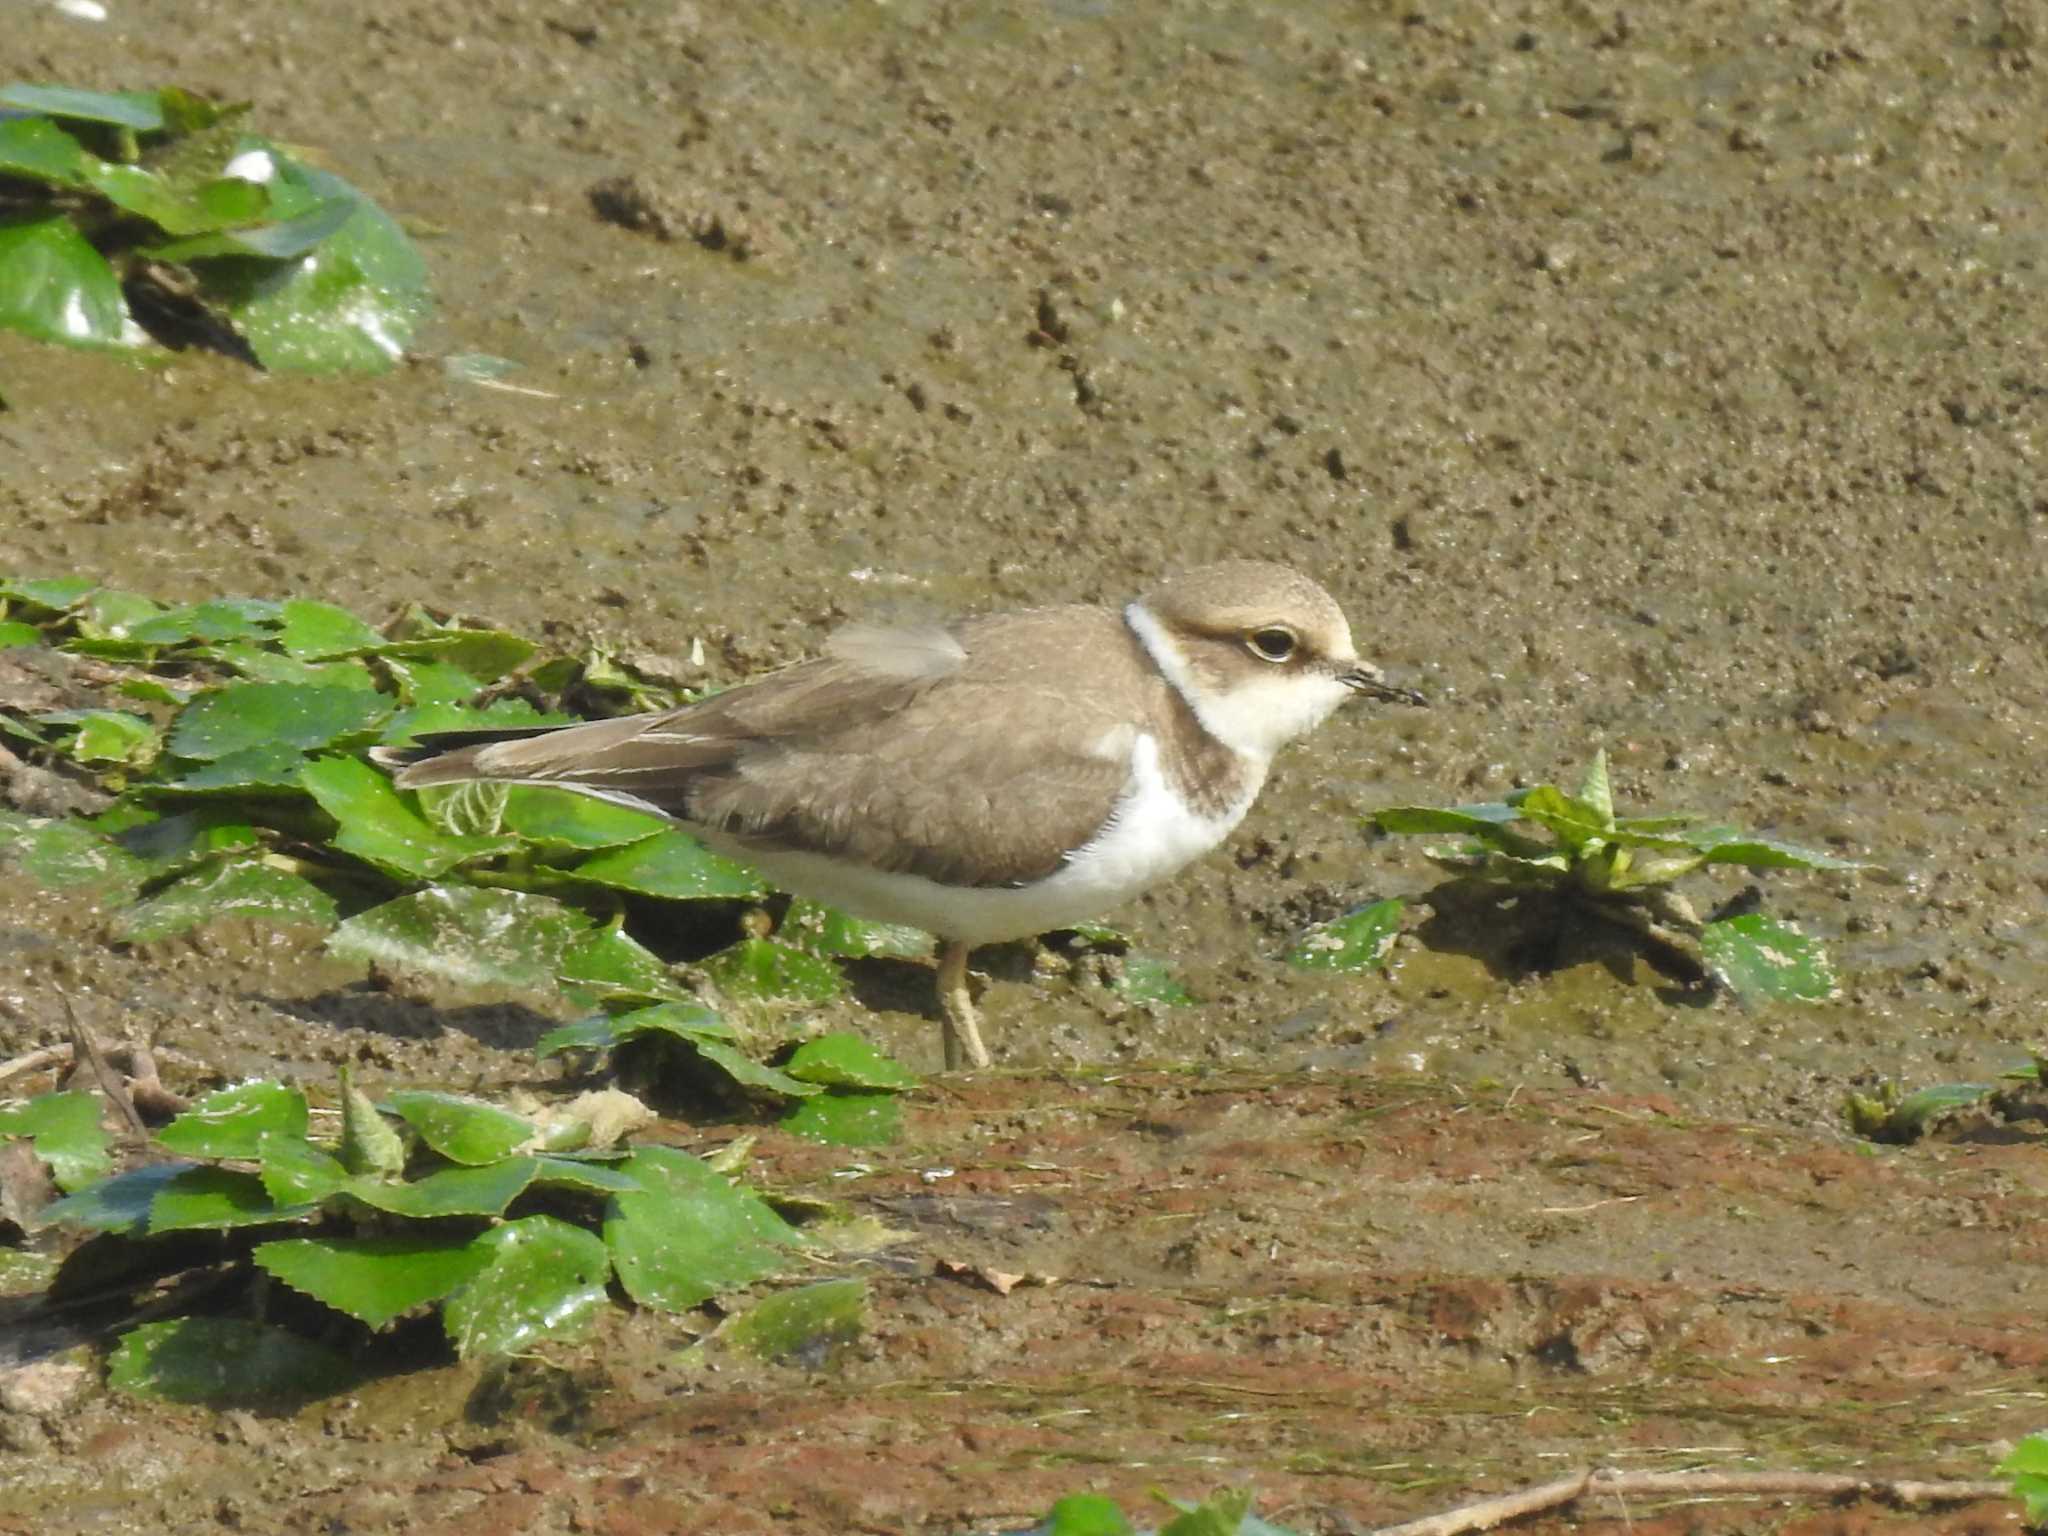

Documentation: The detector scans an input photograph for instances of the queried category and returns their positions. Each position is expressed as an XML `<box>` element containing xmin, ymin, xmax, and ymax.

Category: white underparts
<box><xmin>693</xmin><ymin>730</ymin><xmax>1260</xmax><ymax>945</ymax></box>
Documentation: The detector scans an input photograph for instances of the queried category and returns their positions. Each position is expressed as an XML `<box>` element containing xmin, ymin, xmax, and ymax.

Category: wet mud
<box><xmin>3</xmin><ymin>2</ymin><xmax>2046</xmax><ymax>1531</ymax></box>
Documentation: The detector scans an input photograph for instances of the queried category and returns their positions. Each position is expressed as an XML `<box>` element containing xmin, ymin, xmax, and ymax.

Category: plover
<box><xmin>378</xmin><ymin>562</ymin><xmax>1423</xmax><ymax>1068</ymax></box>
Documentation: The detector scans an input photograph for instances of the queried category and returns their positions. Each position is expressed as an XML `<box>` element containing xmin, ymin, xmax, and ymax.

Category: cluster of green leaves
<box><xmin>0</xmin><ymin>81</ymin><xmax>428</xmax><ymax>375</ymax></box>
<box><xmin>11</xmin><ymin>1073</ymin><xmax>809</xmax><ymax>1401</ymax></box>
<box><xmin>1843</xmin><ymin>1053</ymin><xmax>2044</xmax><ymax>1143</ymax></box>
<box><xmin>1005</xmin><ymin>1488</ymin><xmax>1301</xmax><ymax>1536</ymax></box>
<box><xmin>2004</xmin><ymin>1433</ymin><xmax>2048</xmax><ymax>1525</ymax></box>
<box><xmin>1361</xmin><ymin>749</ymin><xmax>1866</xmax><ymax>1003</ymax></box>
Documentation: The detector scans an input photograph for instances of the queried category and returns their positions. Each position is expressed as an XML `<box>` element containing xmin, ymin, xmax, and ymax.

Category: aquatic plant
<box><xmin>1367</xmin><ymin>749</ymin><xmax>1868</xmax><ymax>1002</ymax></box>
<box><xmin>0</xmin><ymin>576</ymin><xmax>928</xmax><ymax>1127</ymax></box>
<box><xmin>0</xmin><ymin>1072</ymin><xmax>845</xmax><ymax>1402</ymax></box>
<box><xmin>0</xmin><ymin>81</ymin><xmax>428</xmax><ymax>376</ymax></box>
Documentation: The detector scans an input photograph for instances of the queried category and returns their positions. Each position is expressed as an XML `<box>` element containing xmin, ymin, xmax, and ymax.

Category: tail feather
<box><xmin>369</xmin><ymin>724</ymin><xmax>578</xmax><ymax>774</ymax></box>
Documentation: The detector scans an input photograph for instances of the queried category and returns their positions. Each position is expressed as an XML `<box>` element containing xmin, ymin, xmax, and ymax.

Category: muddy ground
<box><xmin>3</xmin><ymin>1</ymin><xmax>2047</xmax><ymax>1532</ymax></box>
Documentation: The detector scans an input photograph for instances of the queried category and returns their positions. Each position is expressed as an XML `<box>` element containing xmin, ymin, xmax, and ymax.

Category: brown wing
<box><xmin>392</xmin><ymin>605</ymin><xmax>1161</xmax><ymax>887</ymax></box>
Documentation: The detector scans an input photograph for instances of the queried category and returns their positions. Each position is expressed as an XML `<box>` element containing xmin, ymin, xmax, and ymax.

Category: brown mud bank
<box><xmin>4</xmin><ymin>0</ymin><xmax>2048</xmax><ymax>1530</ymax></box>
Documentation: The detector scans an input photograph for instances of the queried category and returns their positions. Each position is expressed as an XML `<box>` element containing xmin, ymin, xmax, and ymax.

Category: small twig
<box><xmin>63</xmin><ymin>994</ymin><xmax>147</xmax><ymax>1141</ymax></box>
<box><xmin>0</xmin><ymin>1043</ymin><xmax>76</xmax><ymax>1085</ymax></box>
<box><xmin>3</xmin><ymin>1016</ymin><xmax>193</xmax><ymax>1117</ymax></box>
<box><xmin>1368</xmin><ymin>1467</ymin><xmax>2013</xmax><ymax>1536</ymax></box>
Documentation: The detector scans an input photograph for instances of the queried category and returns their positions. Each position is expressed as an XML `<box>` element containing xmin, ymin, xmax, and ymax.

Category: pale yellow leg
<box><xmin>937</xmin><ymin>939</ymin><xmax>991</xmax><ymax>1070</ymax></box>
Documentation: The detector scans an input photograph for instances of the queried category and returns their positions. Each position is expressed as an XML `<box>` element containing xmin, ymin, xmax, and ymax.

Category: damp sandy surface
<box><xmin>2</xmin><ymin>2</ymin><xmax>2046</xmax><ymax>1531</ymax></box>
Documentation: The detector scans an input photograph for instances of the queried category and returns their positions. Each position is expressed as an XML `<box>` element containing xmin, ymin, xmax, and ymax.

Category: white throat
<box><xmin>1124</xmin><ymin>599</ymin><xmax>1355</xmax><ymax>764</ymax></box>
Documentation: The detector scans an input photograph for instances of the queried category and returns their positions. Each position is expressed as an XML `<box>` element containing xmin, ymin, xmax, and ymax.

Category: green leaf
<box><xmin>444</xmin><ymin>1214</ymin><xmax>612</xmax><ymax>1358</ymax></box>
<box><xmin>381</xmin><ymin>1090</ymin><xmax>535</xmax><ymax>1165</ymax></box>
<box><xmin>0</xmin><ymin>83</ymin><xmax>166</xmax><ymax>130</ymax></box>
<box><xmin>347</xmin><ymin>1157</ymin><xmax>538</xmax><ymax>1218</ymax></box>
<box><xmin>1576</xmin><ymin>748</ymin><xmax>1615</xmax><ymax>828</ymax></box>
<box><xmin>702</xmin><ymin>937</ymin><xmax>846</xmax><ymax>1002</ymax></box>
<box><xmin>151</xmin><ymin>138</ymin><xmax>428</xmax><ymax>372</ymax></box>
<box><xmin>604</xmin><ymin>1145</ymin><xmax>802</xmax><ymax>1311</ymax></box>
<box><xmin>257</xmin><ymin>1131</ymin><xmax>349</xmax><ymax>1206</ymax></box>
<box><xmin>375</xmin><ymin>655</ymin><xmax>485</xmax><ymax>708</ymax></box>
<box><xmin>42</xmin><ymin>708</ymin><xmax>159</xmax><ymax>767</ymax></box>
<box><xmin>722</xmin><ymin>1278</ymin><xmax>866</xmax><ymax>1365</ymax></box>
<box><xmin>534</xmin><ymin>1000</ymin><xmax>733</xmax><ymax>1059</ymax></box>
<box><xmin>108</xmin><ymin>1318</ymin><xmax>353</xmax><ymax>1406</ymax></box>
<box><xmin>33</xmin><ymin>1161</ymin><xmax>186</xmax><ymax>1234</ymax></box>
<box><xmin>155</xmin><ymin>1080</ymin><xmax>309</xmax><ymax>1160</ymax></box>
<box><xmin>1112</xmin><ymin>952</ymin><xmax>1195</xmax><ymax>1007</ymax></box>
<box><xmin>502</xmin><ymin>785</ymin><xmax>670</xmax><ymax>850</ymax></box>
<box><xmin>301</xmin><ymin>756</ymin><xmax>517</xmax><ymax>878</ymax></box>
<box><xmin>149</xmin><ymin>196</ymin><xmax>353</xmax><ymax>262</ymax></box>
<box><xmin>0</xmin><ymin>619</ymin><xmax>41</xmax><ymax>648</ymax></box>
<box><xmin>530</xmin><ymin>1155</ymin><xmax>642</xmax><ymax>1195</ymax></box>
<box><xmin>0</xmin><ymin>1090</ymin><xmax>112</xmax><ymax>1192</ymax></box>
<box><xmin>1286</xmin><ymin>898</ymin><xmax>1405</xmax><ymax>972</ymax></box>
<box><xmin>1700</xmin><ymin>914</ymin><xmax>1838</xmax><ymax>1003</ymax></box>
<box><xmin>1846</xmin><ymin>1082</ymin><xmax>1995</xmax><ymax>1142</ymax></box>
<box><xmin>1509</xmin><ymin>784</ymin><xmax>1610</xmax><ymax>853</ymax></box>
<box><xmin>1373</xmin><ymin>802</ymin><xmax>1554</xmax><ymax>859</ymax></box>
<box><xmin>567</xmin><ymin>830</ymin><xmax>768</xmax><ymax>901</ymax></box>
<box><xmin>688</xmin><ymin>1037</ymin><xmax>823</xmax><ymax>1099</ymax></box>
<box><xmin>784</xmin><ymin>1034</ymin><xmax>918</xmax><ymax>1091</ymax></box>
<box><xmin>0</xmin><ymin>214</ymin><xmax>132</xmax><ymax>349</ymax></box>
<box><xmin>127</xmin><ymin>597</ymin><xmax>282</xmax><ymax>647</ymax></box>
<box><xmin>329</xmin><ymin>886</ymin><xmax>593</xmax><ymax>990</ymax></box>
<box><xmin>72</xmin><ymin>587</ymin><xmax>167</xmax><ymax>638</ymax></box>
<box><xmin>254</xmin><ymin>1231</ymin><xmax>492</xmax><ymax>1329</ymax></box>
<box><xmin>0</xmin><ymin>116</ymin><xmax>89</xmax><ymax>186</ymax></box>
<box><xmin>0</xmin><ymin>575</ymin><xmax>96</xmax><ymax>611</ymax></box>
<box><xmin>43</xmin><ymin>707</ymin><xmax>155</xmax><ymax>767</ymax></box>
<box><xmin>370</xmin><ymin>627</ymin><xmax>535</xmax><ymax>683</ymax></box>
<box><xmin>148</xmin><ymin>1165</ymin><xmax>307</xmax><ymax>1232</ymax></box>
<box><xmin>160</xmin><ymin>742</ymin><xmax>310</xmax><ymax>793</ymax></box>
<box><xmin>780</xmin><ymin>898</ymin><xmax>930</xmax><ymax>960</ymax></box>
<box><xmin>0</xmin><ymin>811</ymin><xmax>147</xmax><ymax>896</ymax></box>
<box><xmin>779</xmin><ymin>1090</ymin><xmax>901</xmax><ymax>1147</ymax></box>
<box><xmin>114</xmin><ymin>808</ymin><xmax>261</xmax><ymax>881</ymax></box>
<box><xmin>79</xmin><ymin>160</ymin><xmax>257</xmax><ymax>239</ymax></box>
<box><xmin>117</xmin><ymin>858</ymin><xmax>338</xmax><ymax>942</ymax></box>
<box><xmin>338</xmin><ymin>1068</ymin><xmax>405</xmax><ymax>1176</ymax></box>
<box><xmin>1689</xmin><ymin>834</ymin><xmax>1869</xmax><ymax>872</ymax></box>
<box><xmin>1157</xmin><ymin>1488</ymin><xmax>1255</xmax><ymax>1536</ymax></box>
<box><xmin>169</xmin><ymin>682</ymin><xmax>388</xmax><ymax>761</ymax></box>
<box><xmin>1999</xmin><ymin>1432</ymin><xmax>2048</xmax><ymax>1524</ymax></box>
<box><xmin>277</xmin><ymin>598</ymin><xmax>384</xmax><ymax>658</ymax></box>
<box><xmin>559</xmin><ymin>924</ymin><xmax>688</xmax><ymax>1001</ymax></box>
<box><xmin>1042</xmin><ymin>1494</ymin><xmax>1137</xmax><ymax>1536</ymax></box>
<box><xmin>196</xmin><ymin>641</ymin><xmax>380</xmax><ymax>689</ymax></box>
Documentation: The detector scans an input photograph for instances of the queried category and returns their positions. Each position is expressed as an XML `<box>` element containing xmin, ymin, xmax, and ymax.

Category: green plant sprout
<box><xmin>1843</xmin><ymin>1051</ymin><xmax>2045</xmax><ymax>1143</ymax></box>
<box><xmin>0</xmin><ymin>1069</ymin><xmax>864</xmax><ymax>1404</ymax></box>
<box><xmin>0</xmin><ymin>82</ymin><xmax>429</xmax><ymax>375</ymax></box>
<box><xmin>1369</xmin><ymin>749</ymin><xmax>1869</xmax><ymax>1003</ymax></box>
<box><xmin>997</xmin><ymin>1487</ymin><xmax>1303</xmax><ymax>1536</ymax></box>
<box><xmin>2001</xmin><ymin>1432</ymin><xmax>2048</xmax><ymax>1526</ymax></box>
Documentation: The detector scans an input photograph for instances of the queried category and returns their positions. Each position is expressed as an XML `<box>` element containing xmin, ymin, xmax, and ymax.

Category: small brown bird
<box><xmin>377</xmin><ymin>562</ymin><xmax>1422</xmax><ymax>1068</ymax></box>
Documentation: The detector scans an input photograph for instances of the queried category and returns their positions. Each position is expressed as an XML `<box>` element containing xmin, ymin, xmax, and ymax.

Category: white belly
<box><xmin>696</xmin><ymin>733</ymin><xmax>1263</xmax><ymax>946</ymax></box>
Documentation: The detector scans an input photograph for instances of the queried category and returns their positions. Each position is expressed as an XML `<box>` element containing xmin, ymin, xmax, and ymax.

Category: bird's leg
<box><xmin>937</xmin><ymin>940</ymin><xmax>991</xmax><ymax>1070</ymax></box>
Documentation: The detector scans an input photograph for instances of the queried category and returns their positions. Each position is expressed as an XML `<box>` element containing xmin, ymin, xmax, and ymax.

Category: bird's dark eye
<box><xmin>1247</xmin><ymin>627</ymin><xmax>1297</xmax><ymax>663</ymax></box>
